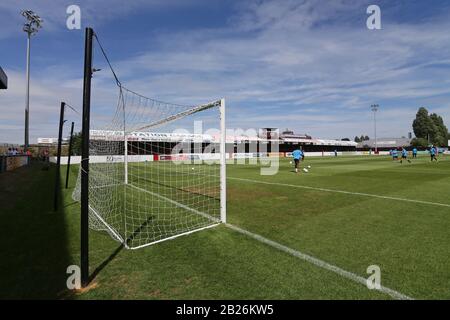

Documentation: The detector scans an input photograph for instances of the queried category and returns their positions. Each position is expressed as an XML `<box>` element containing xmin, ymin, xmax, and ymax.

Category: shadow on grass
<box><xmin>89</xmin><ymin>244</ymin><xmax>124</xmax><ymax>283</ymax></box>
<box><xmin>63</xmin><ymin>201</ymin><xmax>78</xmax><ymax>209</ymax></box>
<box><xmin>0</xmin><ymin>162</ymin><xmax>72</xmax><ymax>299</ymax></box>
<box><xmin>0</xmin><ymin>162</ymin><xmax>166</xmax><ymax>299</ymax></box>
<box><xmin>88</xmin><ymin>216</ymin><xmax>155</xmax><ymax>285</ymax></box>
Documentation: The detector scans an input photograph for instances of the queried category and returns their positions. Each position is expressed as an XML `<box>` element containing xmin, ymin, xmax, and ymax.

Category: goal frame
<box><xmin>122</xmin><ymin>98</ymin><xmax>227</xmax><ymax>250</ymax></box>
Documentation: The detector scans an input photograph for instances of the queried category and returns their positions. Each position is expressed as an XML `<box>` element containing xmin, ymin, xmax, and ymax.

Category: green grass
<box><xmin>1</xmin><ymin>154</ymin><xmax>449</xmax><ymax>299</ymax></box>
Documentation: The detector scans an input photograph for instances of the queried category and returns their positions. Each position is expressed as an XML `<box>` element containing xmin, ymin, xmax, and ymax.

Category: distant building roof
<box><xmin>37</xmin><ymin>138</ymin><xmax>69</xmax><ymax>145</ymax></box>
<box><xmin>280</xmin><ymin>128</ymin><xmax>311</xmax><ymax>140</ymax></box>
<box><xmin>88</xmin><ymin>130</ymin><xmax>358</xmax><ymax>147</ymax></box>
<box><xmin>358</xmin><ymin>138</ymin><xmax>411</xmax><ymax>148</ymax></box>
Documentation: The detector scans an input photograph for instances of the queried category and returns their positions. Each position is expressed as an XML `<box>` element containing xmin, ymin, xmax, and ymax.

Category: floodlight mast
<box><xmin>21</xmin><ymin>10</ymin><xmax>43</xmax><ymax>151</ymax></box>
<box><xmin>371</xmin><ymin>104</ymin><xmax>379</xmax><ymax>153</ymax></box>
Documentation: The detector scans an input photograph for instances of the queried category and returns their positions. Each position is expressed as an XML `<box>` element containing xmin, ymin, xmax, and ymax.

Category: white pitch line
<box><xmin>226</xmin><ymin>223</ymin><xmax>413</xmax><ymax>300</ymax></box>
<box><xmin>88</xmin><ymin>205</ymin><xmax>126</xmax><ymax>246</ymax></box>
<box><xmin>228</xmin><ymin>176</ymin><xmax>450</xmax><ymax>208</ymax></box>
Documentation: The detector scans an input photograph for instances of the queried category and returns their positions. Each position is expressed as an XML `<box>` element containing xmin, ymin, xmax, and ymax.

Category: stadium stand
<box><xmin>357</xmin><ymin>137</ymin><xmax>411</xmax><ymax>151</ymax></box>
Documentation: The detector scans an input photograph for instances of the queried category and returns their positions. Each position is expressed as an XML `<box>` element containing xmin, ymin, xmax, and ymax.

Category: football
<box><xmin>303</xmin><ymin>168</ymin><xmax>309</xmax><ymax>173</ymax></box>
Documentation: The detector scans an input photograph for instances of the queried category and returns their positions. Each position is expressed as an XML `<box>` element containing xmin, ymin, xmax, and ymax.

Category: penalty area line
<box><xmin>226</xmin><ymin>223</ymin><xmax>413</xmax><ymax>300</ymax></box>
<box><xmin>228</xmin><ymin>176</ymin><xmax>450</xmax><ymax>209</ymax></box>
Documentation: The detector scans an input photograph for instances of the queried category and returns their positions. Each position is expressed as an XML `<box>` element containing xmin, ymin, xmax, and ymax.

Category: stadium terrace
<box><xmin>89</xmin><ymin>129</ymin><xmax>358</xmax><ymax>153</ymax></box>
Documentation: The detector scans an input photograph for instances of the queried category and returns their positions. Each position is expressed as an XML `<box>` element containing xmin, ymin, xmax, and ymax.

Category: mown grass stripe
<box><xmin>228</xmin><ymin>176</ymin><xmax>450</xmax><ymax>208</ymax></box>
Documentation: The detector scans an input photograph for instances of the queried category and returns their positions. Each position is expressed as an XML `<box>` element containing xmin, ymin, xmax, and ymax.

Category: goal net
<box><xmin>73</xmin><ymin>85</ymin><xmax>226</xmax><ymax>249</ymax></box>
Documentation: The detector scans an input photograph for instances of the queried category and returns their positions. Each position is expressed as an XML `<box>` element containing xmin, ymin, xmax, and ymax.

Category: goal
<box><xmin>73</xmin><ymin>85</ymin><xmax>226</xmax><ymax>249</ymax></box>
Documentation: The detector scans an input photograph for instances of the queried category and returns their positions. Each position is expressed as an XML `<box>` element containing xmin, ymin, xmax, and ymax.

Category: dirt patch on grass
<box><xmin>74</xmin><ymin>281</ymin><xmax>99</xmax><ymax>294</ymax></box>
<box><xmin>57</xmin><ymin>281</ymin><xmax>99</xmax><ymax>299</ymax></box>
<box><xmin>184</xmin><ymin>276</ymin><xmax>196</xmax><ymax>284</ymax></box>
<box><xmin>148</xmin><ymin>289</ymin><xmax>163</xmax><ymax>298</ymax></box>
<box><xmin>182</xmin><ymin>186</ymin><xmax>219</xmax><ymax>198</ymax></box>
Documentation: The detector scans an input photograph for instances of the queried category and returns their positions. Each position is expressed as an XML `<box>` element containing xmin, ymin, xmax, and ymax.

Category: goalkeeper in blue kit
<box><xmin>292</xmin><ymin>149</ymin><xmax>303</xmax><ymax>173</ymax></box>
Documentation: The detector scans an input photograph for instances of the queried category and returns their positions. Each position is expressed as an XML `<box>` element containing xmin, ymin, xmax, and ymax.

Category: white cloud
<box><xmin>0</xmin><ymin>0</ymin><xmax>203</xmax><ymax>39</ymax></box>
<box><xmin>1</xmin><ymin>0</ymin><xmax>450</xmax><ymax>144</ymax></box>
<box><xmin>0</xmin><ymin>69</ymin><xmax>83</xmax><ymax>143</ymax></box>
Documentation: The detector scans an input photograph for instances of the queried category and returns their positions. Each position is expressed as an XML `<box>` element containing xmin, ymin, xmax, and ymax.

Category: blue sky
<box><xmin>1</xmin><ymin>0</ymin><xmax>450</xmax><ymax>143</ymax></box>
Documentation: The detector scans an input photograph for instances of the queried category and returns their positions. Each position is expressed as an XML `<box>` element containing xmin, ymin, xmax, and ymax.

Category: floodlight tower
<box><xmin>22</xmin><ymin>10</ymin><xmax>43</xmax><ymax>151</ymax></box>
<box><xmin>371</xmin><ymin>104</ymin><xmax>379</xmax><ymax>153</ymax></box>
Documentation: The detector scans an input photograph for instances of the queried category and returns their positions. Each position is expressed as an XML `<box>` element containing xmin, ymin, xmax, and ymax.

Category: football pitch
<box><xmin>1</xmin><ymin>154</ymin><xmax>449</xmax><ymax>299</ymax></box>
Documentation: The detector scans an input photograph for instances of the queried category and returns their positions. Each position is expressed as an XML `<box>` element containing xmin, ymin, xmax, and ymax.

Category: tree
<box><xmin>341</xmin><ymin>138</ymin><xmax>350</xmax><ymax>141</ymax></box>
<box><xmin>413</xmin><ymin>107</ymin><xmax>433</xmax><ymax>139</ymax></box>
<box><xmin>430</xmin><ymin>113</ymin><xmax>448</xmax><ymax>146</ymax></box>
<box><xmin>354</xmin><ymin>135</ymin><xmax>369</xmax><ymax>143</ymax></box>
<box><xmin>410</xmin><ymin>137</ymin><xmax>428</xmax><ymax>147</ymax></box>
<box><xmin>412</xmin><ymin>107</ymin><xmax>435</xmax><ymax>140</ymax></box>
<box><xmin>411</xmin><ymin>107</ymin><xmax>449</xmax><ymax>147</ymax></box>
<box><xmin>71</xmin><ymin>131</ymin><xmax>82</xmax><ymax>156</ymax></box>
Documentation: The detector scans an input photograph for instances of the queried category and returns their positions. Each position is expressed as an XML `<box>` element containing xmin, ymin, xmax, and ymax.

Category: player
<box><xmin>430</xmin><ymin>146</ymin><xmax>438</xmax><ymax>162</ymax></box>
<box><xmin>391</xmin><ymin>148</ymin><xmax>398</xmax><ymax>161</ymax></box>
<box><xmin>292</xmin><ymin>148</ymin><xmax>303</xmax><ymax>173</ymax></box>
<box><xmin>400</xmin><ymin>148</ymin><xmax>410</xmax><ymax>164</ymax></box>
<box><xmin>412</xmin><ymin>147</ymin><xmax>418</xmax><ymax>158</ymax></box>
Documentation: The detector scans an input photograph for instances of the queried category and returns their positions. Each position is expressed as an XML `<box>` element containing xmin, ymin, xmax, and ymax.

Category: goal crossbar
<box><xmin>130</xmin><ymin>100</ymin><xmax>222</xmax><ymax>133</ymax></box>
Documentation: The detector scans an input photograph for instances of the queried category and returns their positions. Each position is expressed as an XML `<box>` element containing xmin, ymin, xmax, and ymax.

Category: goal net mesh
<box><xmin>73</xmin><ymin>85</ymin><xmax>223</xmax><ymax>249</ymax></box>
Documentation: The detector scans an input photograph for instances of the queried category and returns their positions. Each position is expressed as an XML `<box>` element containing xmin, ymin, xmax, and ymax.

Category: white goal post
<box><xmin>73</xmin><ymin>86</ymin><xmax>226</xmax><ymax>249</ymax></box>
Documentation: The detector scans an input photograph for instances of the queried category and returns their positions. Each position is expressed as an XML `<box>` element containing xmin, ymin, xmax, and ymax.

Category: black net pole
<box><xmin>53</xmin><ymin>101</ymin><xmax>65</xmax><ymax>211</ymax></box>
<box><xmin>81</xmin><ymin>27</ymin><xmax>94</xmax><ymax>288</ymax></box>
<box><xmin>65</xmin><ymin>121</ymin><xmax>74</xmax><ymax>189</ymax></box>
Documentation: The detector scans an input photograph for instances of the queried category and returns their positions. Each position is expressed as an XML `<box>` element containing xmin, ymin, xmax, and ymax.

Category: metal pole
<box><xmin>65</xmin><ymin>121</ymin><xmax>74</xmax><ymax>189</ymax></box>
<box><xmin>371</xmin><ymin>104</ymin><xmax>379</xmax><ymax>154</ymax></box>
<box><xmin>124</xmin><ymin>134</ymin><xmax>128</xmax><ymax>184</ymax></box>
<box><xmin>220</xmin><ymin>98</ymin><xmax>226</xmax><ymax>223</ymax></box>
<box><xmin>22</xmin><ymin>10</ymin><xmax>42</xmax><ymax>150</ymax></box>
<box><xmin>54</xmin><ymin>102</ymin><xmax>65</xmax><ymax>211</ymax></box>
<box><xmin>373</xmin><ymin>109</ymin><xmax>378</xmax><ymax>154</ymax></box>
<box><xmin>24</xmin><ymin>33</ymin><xmax>31</xmax><ymax>151</ymax></box>
<box><xmin>81</xmin><ymin>27</ymin><xmax>94</xmax><ymax>288</ymax></box>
